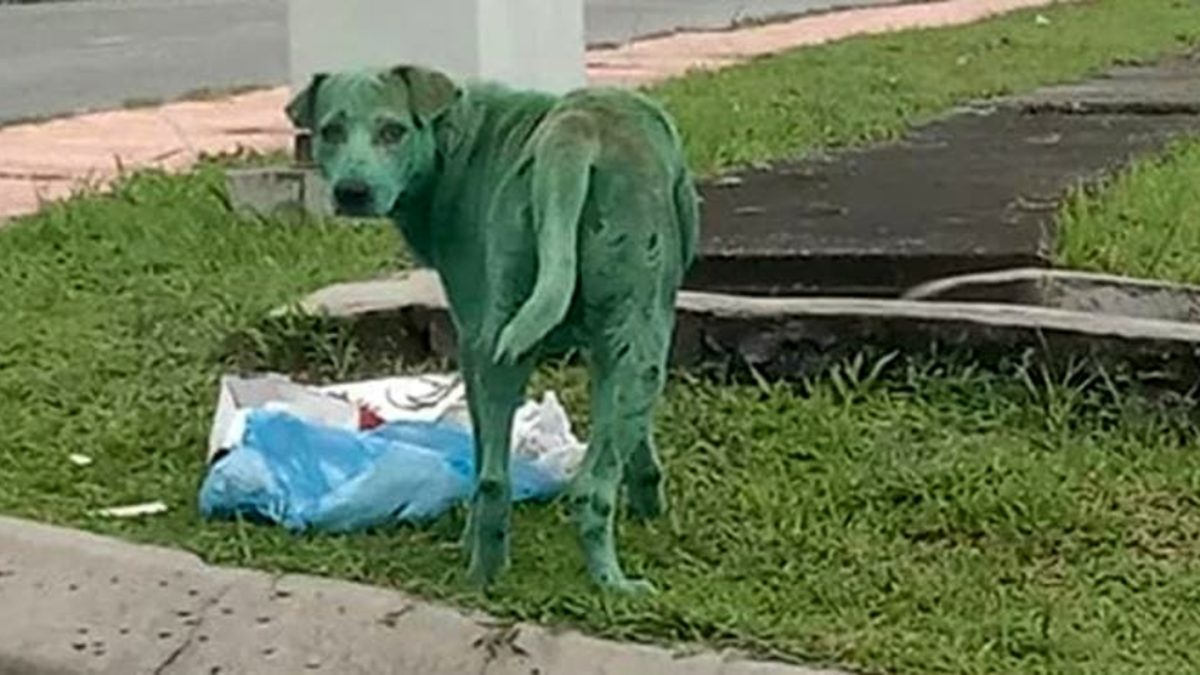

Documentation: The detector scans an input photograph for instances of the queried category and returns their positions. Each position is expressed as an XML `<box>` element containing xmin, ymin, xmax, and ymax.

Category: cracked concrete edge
<box><xmin>0</xmin><ymin>516</ymin><xmax>846</xmax><ymax>675</ymax></box>
<box><xmin>274</xmin><ymin>268</ymin><xmax>1200</xmax><ymax>386</ymax></box>
<box><xmin>902</xmin><ymin>266</ymin><xmax>1200</xmax><ymax>323</ymax></box>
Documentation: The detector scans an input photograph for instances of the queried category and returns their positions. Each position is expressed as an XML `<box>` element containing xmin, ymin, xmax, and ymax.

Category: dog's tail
<box><xmin>673</xmin><ymin>165</ymin><xmax>700</xmax><ymax>274</ymax></box>
<box><xmin>655</xmin><ymin>106</ymin><xmax>699</xmax><ymax>276</ymax></box>
<box><xmin>491</xmin><ymin>116</ymin><xmax>598</xmax><ymax>365</ymax></box>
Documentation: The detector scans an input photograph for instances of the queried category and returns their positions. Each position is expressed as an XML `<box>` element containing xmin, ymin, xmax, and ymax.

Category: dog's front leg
<box><xmin>460</xmin><ymin>352</ymin><xmax>533</xmax><ymax>588</ymax></box>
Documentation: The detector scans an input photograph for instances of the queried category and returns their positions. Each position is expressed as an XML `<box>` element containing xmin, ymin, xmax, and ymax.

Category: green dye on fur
<box><xmin>288</xmin><ymin>65</ymin><xmax>699</xmax><ymax>593</ymax></box>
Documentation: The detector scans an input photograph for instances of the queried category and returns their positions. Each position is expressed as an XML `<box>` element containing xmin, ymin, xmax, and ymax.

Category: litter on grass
<box><xmin>199</xmin><ymin>373</ymin><xmax>586</xmax><ymax>533</ymax></box>
<box><xmin>96</xmin><ymin>501</ymin><xmax>168</xmax><ymax>518</ymax></box>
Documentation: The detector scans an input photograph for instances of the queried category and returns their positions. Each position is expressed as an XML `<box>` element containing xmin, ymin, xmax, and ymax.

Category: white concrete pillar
<box><xmin>288</xmin><ymin>0</ymin><xmax>586</xmax><ymax>95</ymax></box>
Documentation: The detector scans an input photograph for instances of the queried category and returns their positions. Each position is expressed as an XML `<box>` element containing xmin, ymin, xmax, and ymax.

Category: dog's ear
<box><xmin>390</xmin><ymin>65</ymin><xmax>460</xmax><ymax>124</ymax></box>
<box><xmin>285</xmin><ymin>73</ymin><xmax>328</xmax><ymax>130</ymax></box>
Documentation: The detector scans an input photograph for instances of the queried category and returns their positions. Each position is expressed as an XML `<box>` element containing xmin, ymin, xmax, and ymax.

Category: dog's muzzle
<box><xmin>333</xmin><ymin>179</ymin><xmax>374</xmax><ymax>215</ymax></box>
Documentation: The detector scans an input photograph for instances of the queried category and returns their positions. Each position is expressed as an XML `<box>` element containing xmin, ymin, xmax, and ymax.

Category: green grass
<box><xmin>2</xmin><ymin>151</ymin><xmax>1200</xmax><ymax>674</ymax></box>
<box><xmin>1058</xmin><ymin>138</ymin><xmax>1200</xmax><ymax>284</ymax></box>
<box><xmin>0</xmin><ymin>167</ymin><xmax>401</xmax><ymax>519</ymax></box>
<box><xmin>655</xmin><ymin>0</ymin><xmax>1200</xmax><ymax>175</ymax></box>
<box><xmin>5</xmin><ymin>0</ymin><xmax>1200</xmax><ymax>673</ymax></box>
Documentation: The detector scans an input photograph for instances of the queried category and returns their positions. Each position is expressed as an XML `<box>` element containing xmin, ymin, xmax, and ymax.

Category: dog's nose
<box><xmin>334</xmin><ymin>179</ymin><xmax>372</xmax><ymax>207</ymax></box>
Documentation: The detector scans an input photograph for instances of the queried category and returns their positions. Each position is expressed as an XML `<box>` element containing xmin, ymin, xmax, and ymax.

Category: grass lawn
<box><xmin>1059</xmin><ymin>138</ymin><xmax>1200</xmax><ymax>285</ymax></box>
<box><xmin>5</xmin><ymin>1</ymin><xmax>1200</xmax><ymax>673</ymax></box>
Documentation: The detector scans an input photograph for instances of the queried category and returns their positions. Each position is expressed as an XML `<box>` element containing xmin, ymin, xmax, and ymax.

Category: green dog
<box><xmin>286</xmin><ymin>65</ymin><xmax>699</xmax><ymax>593</ymax></box>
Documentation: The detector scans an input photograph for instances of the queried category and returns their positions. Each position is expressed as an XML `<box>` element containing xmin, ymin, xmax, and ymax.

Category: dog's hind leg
<box><xmin>571</xmin><ymin>326</ymin><xmax>670</xmax><ymax>593</ymax></box>
<box><xmin>612</xmin><ymin>314</ymin><xmax>671</xmax><ymax>521</ymax></box>
<box><xmin>622</xmin><ymin>358</ymin><xmax>669</xmax><ymax>521</ymax></box>
<box><xmin>461</xmin><ymin>358</ymin><xmax>533</xmax><ymax>588</ymax></box>
<box><xmin>621</xmin><ymin>169</ymin><xmax>696</xmax><ymax>521</ymax></box>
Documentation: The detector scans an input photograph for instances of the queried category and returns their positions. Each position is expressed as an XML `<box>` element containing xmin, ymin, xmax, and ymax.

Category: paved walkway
<box><xmin>691</xmin><ymin>56</ymin><xmax>1200</xmax><ymax>295</ymax></box>
<box><xmin>0</xmin><ymin>516</ymin><xmax>847</xmax><ymax>675</ymax></box>
<box><xmin>0</xmin><ymin>0</ymin><xmax>1062</xmax><ymax>221</ymax></box>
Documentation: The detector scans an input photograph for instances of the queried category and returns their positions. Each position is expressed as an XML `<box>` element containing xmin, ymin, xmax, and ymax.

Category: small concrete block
<box><xmin>225</xmin><ymin>166</ymin><xmax>331</xmax><ymax>216</ymax></box>
<box><xmin>290</xmin><ymin>270</ymin><xmax>448</xmax><ymax>318</ymax></box>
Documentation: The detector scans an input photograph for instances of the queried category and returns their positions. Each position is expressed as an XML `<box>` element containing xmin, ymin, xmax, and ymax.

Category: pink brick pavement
<box><xmin>0</xmin><ymin>0</ymin><xmax>1064</xmax><ymax>220</ymax></box>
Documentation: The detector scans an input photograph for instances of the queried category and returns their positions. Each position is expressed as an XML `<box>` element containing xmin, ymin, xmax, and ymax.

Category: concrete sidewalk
<box><xmin>0</xmin><ymin>516</ymin><xmax>846</xmax><ymax>675</ymax></box>
<box><xmin>0</xmin><ymin>0</ymin><xmax>1062</xmax><ymax>221</ymax></box>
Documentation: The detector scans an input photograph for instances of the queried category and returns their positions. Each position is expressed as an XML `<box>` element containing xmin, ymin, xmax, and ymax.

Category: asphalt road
<box><xmin>0</xmin><ymin>0</ymin><xmax>901</xmax><ymax>123</ymax></box>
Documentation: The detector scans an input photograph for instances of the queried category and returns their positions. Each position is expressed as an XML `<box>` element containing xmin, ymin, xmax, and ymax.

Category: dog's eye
<box><xmin>319</xmin><ymin>123</ymin><xmax>346</xmax><ymax>145</ymax></box>
<box><xmin>377</xmin><ymin>122</ymin><xmax>407</xmax><ymax>145</ymax></box>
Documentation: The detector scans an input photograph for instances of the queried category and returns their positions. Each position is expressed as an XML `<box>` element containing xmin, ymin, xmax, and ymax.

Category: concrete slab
<box><xmin>280</xmin><ymin>269</ymin><xmax>1200</xmax><ymax>386</ymax></box>
<box><xmin>691</xmin><ymin>105</ymin><xmax>1200</xmax><ymax>296</ymax></box>
<box><xmin>689</xmin><ymin>55</ymin><xmax>1200</xmax><ymax>297</ymax></box>
<box><xmin>1009</xmin><ymin>54</ymin><xmax>1200</xmax><ymax>115</ymax></box>
<box><xmin>0</xmin><ymin>516</ymin><xmax>844</xmax><ymax>675</ymax></box>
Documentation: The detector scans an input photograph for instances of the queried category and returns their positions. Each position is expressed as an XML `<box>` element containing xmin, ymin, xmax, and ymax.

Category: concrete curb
<box><xmin>0</xmin><ymin>516</ymin><xmax>843</xmax><ymax>675</ymax></box>
<box><xmin>278</xmin><ymin>269</ymin><xmax>1200</xmax><ymax>384</ymax></box>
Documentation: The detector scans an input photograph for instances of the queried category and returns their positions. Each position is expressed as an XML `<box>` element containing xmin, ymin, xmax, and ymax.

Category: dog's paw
<box><xmin>599</xmin><ymin>576</ymin><xmax>658</xmax><ymax>596</ymax></box>
<box><xmin>466</xmin><ymin>542</ymin><xmax>510</xmax><ymax>589</ymax></box>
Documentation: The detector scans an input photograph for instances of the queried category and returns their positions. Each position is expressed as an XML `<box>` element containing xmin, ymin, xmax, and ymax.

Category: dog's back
<box><xmin>553</xmin><ymin>86</ymin><xmax>699</xmax><ymax>273</ymax></box>
<box><xmin>432</xmin><ymin>81</ymin><xmax>700</xmax><ymax>361</ymax></box>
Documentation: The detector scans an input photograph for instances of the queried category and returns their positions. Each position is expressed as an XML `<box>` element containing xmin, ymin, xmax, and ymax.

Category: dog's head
<box><xmin>286</xmin><ymin>65</ymin><xmax>461</xmax><ymax>218</ymax></box>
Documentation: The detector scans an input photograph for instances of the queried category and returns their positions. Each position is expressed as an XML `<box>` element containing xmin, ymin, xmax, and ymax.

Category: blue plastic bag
<box><xmin>198</xmin><ymin>409</ymin><xmax>567</xmax><ymax>533</ymax></box>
